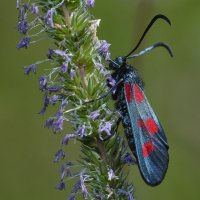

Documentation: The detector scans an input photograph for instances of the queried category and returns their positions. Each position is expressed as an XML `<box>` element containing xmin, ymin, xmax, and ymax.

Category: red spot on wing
<box><xmin>142</xmin><ymin>142</ymin><xmax>155</xmax><ymax>157</ymax></box>
<box><xmin>125</xmin><ymin>83</ymin><xmax>133</xmax><ymax>103</ymax></box>
<box><xmin>145</xmin><ymin>118</ymin><xmax>159</xmax><ymax>135</ymax></box>
<box><xmin>134</xmin><ymin>83</ymin><xmax>144</xmax><ymax>103</ymax></box>
<box><xmin>138</xmin><ymin>119</ymin><xmax>144</xmax><ymax>128</ymax></box>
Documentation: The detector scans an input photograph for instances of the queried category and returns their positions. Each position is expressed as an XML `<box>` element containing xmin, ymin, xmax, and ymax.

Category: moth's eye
<box><xmin>116</xmin><ymin>57</ymin><xmax>124</xmax><ymax>66</ymax></box>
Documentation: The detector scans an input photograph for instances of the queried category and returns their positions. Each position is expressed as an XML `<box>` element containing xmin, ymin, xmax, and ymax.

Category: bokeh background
<box><xmin>1</xmin><ymin>0</ymin><xmax>200</xmax><ymax>199</ymax></box>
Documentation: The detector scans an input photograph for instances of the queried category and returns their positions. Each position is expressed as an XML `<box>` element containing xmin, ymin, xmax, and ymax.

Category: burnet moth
<box><xmin>91</xmin><ymin>14</ymin><xmax>173</xmax><ymax>186</ymax></box>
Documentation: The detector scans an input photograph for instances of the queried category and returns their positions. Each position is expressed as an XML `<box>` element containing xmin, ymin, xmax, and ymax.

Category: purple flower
<box><xmin>47</xmin><ymin>48</ymin><xmax>55</xmax><ymax>59</ymax></box>
<box><xmin>17</xmin><ymin>18</ymin><xmax>29</xmax><ymax>34</ymax></box>
<box><xmin>55</xmin><ymin>181</ymin><xmax>65</xmax><ymax>190</ymax></box>
<box><xmin>95</xmin><ymin>62</ymin><xmax>103</xmax><ymax>68</ymax></box>
<box><xmin>80</xmin><ymin>174</ymin><xmax>88</xmax><ymax>198</ymax></box>
<box><xmin>49</xmin><ymin>95</ymin><xmax>60</xmax><ymax>104</ymax></box>
<box><xmin>86</xmin><ymin>0</ymin><xmax>95</xmax><ymax>8</ymax></box>
<box><xmin>52</xmin><ymin>116</ymin><xmax>64</xmax><ymax>133</ymax></box>
<box><xmin>16</xmin><ymin>0</ymin><xmax>20</xmax><ymax>9</ymax></box>
<box><xmin>46</xmin><ymin>86</ymin><xmax>62</xmax><ymax>93</ymax></box>
<box><xmin>117</xmin><ymin>189</ymin><xmax>134</xmax><ymax>200</ymax></box>
<box><xmin>38</xmin><ymin>76</ymin><xmax>47</xmax><ymax>90</ymax></box>
<box><xmin>61</xmin><ymin>62</ymin><xmax>68</xmax><ymax>73</ymax></box>
<box><xmin>98</xmin><ymin>40</ymin><xmax>111</xmax><ymax>60</ymax></box>
<box><xmin>61</xmin><ymin>98</ymin><xmax>68</xmax><ymax>110</ymax></box>
<box><xmin>72</xmin><ymin>178</ymin><xmax>81</xmax><ymax>193</ymax></box>
<box><xmin>44</xmin><ymin>9</ymin><xmax>54</xmax><ymax>28</ymax></box>
<box><xmin>23</xmin><ymin>3</ymin><xmax>29</xmax><ymax>11</ymax></box>
<box><xmin>105</xmin><ymin>51</ymin><xmax>110</xmax><ymax>60</ymax></box>
<box><xmin>54</xmin><ymin>49</ymin><xmax>71</xmax><ymax>62</ymax></box>
<box><xmin>68</xmin><ymin>194</ymin><xmax>75</xmax><ymax>200</ymax></box>
<box><xmin>39</xmin><ymin>92</ymin><xmax>50</xmax><ymax>114</ymax></box>
<box><xmin>89</xmin><ymin>110</ymin><xmax>100</xmax><ymax>120</ymax></box>
<box><xmin>99</xmin><ymin>121</ymin><xmax>112</xmax><ymax>137</ymax></box>
<box><xmin>108</xmin><ymin>169</ymin><xmax>118</xmax><ymax>181</ymax></box>
<box><xmin>98</xmin><ymin>40</ymin><xmax>110</xmax><ymax>53</ymax></box>
<box><xmin>24</xmin><ymin>64</ymin><xmax>37</xmax><ymax>75</ymax></box>
<box><xmin>70</xmin><ymin>69</ymin><xmax>76</xmax><ymax>80</ymax></box>
<box><xmin>101</xmin><ymin>69</ymin><xmax>111</xmax><ymax>76</ymax></box>
<box><xmin>122</xmin><ymin>152</ymin><xmax>136</xmax><ymax>165</ymax></box>
<box><xmin>66</xmin><ymin>161</ymin><xmax>73</xmax><ymax>166</ymax></box>
<box><xmin>96</xmin><ymin>194</ymin><xmax>105</xmax><ymax>200</ymax></box>
<box><xmin>61</xmin><ymin>165</ymin><xmax>72</xmax><ymax>179</ymax></box>
<box><xmin>55</xmin><ymin>110</ymin><xmax>63</xmax><ymax>118</ymax></box>
<box><xmin>16</xmin><ymin>36</ymin><xmax>30</xmax><ymax>49</ymax></box>
<box><xmin>31</xmin><ymin>4</ymin><xmax>40</xmax><ymax>16</ymax></box>
<box><xmin>54</xmin><ymin>149</ymin><xmax>65</xmax><ymax>163</ymax></box>
<box><xmin>107</xmin><ymin>76</ymin><xmax>116</xmax><ymax>86</ymax></box>
<box><xmin>44</xmin><ymin>118</ymin><xmax>54</xmax><ymax>129</ymax></box>
<box><xmin>62</xmin><ymin>134</ymin><xmax>77</xmax><ymax>145</ymax></box>
<box><xmin>76</xmin><ymin>125</ymin><xmax>86</xmax><ymax>138</ymax></box>
<box><xmin>66</xmin><ymin>167</ymin><xmax>72</xmax><ymax>177</ymax></box>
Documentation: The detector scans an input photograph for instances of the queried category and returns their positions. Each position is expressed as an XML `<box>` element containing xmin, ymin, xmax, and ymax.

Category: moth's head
<box><xmin>109</xmin><ymin>56</ymin><xmax>126</xmax><ymax>70</ymax></box>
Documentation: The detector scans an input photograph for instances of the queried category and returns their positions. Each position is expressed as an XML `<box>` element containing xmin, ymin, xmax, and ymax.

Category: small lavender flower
<box><xmin>66</xmin><ymin>167</ymin><xmax>72</xmax><ymax>177</ymax></box>
<box><xmin>107</xmin><ymin>76</ymin><xmax>116</xmax><ymax>94</ymax></box>
<box><xmin>60</xmin><ymin>164</ymin><xmax>72</xmax><ymax>180</ymax></box>
<box><xmin>16</xmin><ymin>36</ymin><xmax>30</xmax><ymax>49</ymax></box>
<box><xmin>108</xmin><ymin>169</ymin><xmax>118</xmax><ymax>181</ymax></box>
<box><xmin>66</xmin><ymin>161</ymin><xmax>73</xmax><ymax>166</ymax></box>
<box><xmin>39</xmin><ymin>92</ymin><xmax>49</xmax><ymax>114</ymax></box>
<box><xmin>117</xmin><ymin>189</ymin><xmax>134</xmax><ymax>200</ymax></box>
<box><xmin>70</xmin><ymin>69</ymin><xmax>76</xmax><ymax>80</ymax></box>
<box><xmin>89</xmin><ymin>110</ymin><xmax>100</xmax><ymax>120</ymax></box>
<box><xmin>72</xmin><ymin>178</ymin><xmax>81</xmax><ymax>193</ymax></box>
<box><xmin>76</xmin><ymin>125</ymin><xmax>86</xmax><ymax>138</ymax></box>
<box><xmin>86</xmin><ymin>0</ymin><xmax>95</xmax><ymax>8</ymax></box>
<box><xmin>24</xmin><ymin>64</ymin><xmax>37</xmax><ymax>75</ymax></box>
<box><xmin>55</xmin><ymin>110</ymin><xmax>63</xmax><ymax>118</ymax></box>
<box><xmin>44</xmin><ymin>118</ymin><xmax>54</xmax><ymax>129</ymax></box>
<box><xmin>38</xmin><ymin>76</ymin><xmax>47</xmax><ymax>90</ymax></box>
<box><xmin>61</xmin><ymin>62</ymin><xmax>68</xmax><ymax>73</ymax></box>
<box><xmin>61</xmin><ymin>98</ymin><xmax>68</xmax><ymax>110</ymax></box>
<box><xmin>17</xmin><ymin>18</ymin><xmax>29</xmax><ymax>34</ymax></box>
<box><xmin>16</xmin><ymin>0</ymin><xmax>20</xmax><ymax>9</ymax></box>
<box><xmin>56</xmin><ymin>181</ymin><xmax>66</xmax><ymax>190</ymax></box>
<box><xmin>47</xmin><ymin>86</ymin><xmax>62</xmax><ymax>93</ymax></box>
<box><xmin>101</xmin><ymin>69</ymin><xmax>111</xmax><ymax>76</ymax></box>
<box><xmin>44</xmin><ymin>9</ymin><xmax>55</xmax><ymax>28</ymax></box>
<box><xmin>47</xmin><ymin>48</ymin><xmax>55</xmax><ymax>59</ymax></box>
<box><xmin>98</xmin><ymin>40</ymin><xmax>111</xmax><ymax>60</ymax></box>
<box><xmin>80</xmin><ymin>174</ymin><xmax>88</xmax><ymax>198</ymax></box>
<box><xmin>54</xmin><ymin>49</ymin><xmax>71</xmax><ymax>62</ymax></box>
<box><xmin>54</xmin><ymin>149</ymin><xmax>65</xmax><ymax>163</ymax></box>
<box><xmin>49</xmin><ymin>95</ymin><xmax>60</xmax><ymax>104</ymax></box>
<box><xmin>23</xmin><ymin>2</ymin><xmax>29</xmax><ymax>11</ymax></box>
<box><xmin>68</xmin><ymin>194</ymin><xmax>75</xmax><ymax>200</ymax></box>
<box><xmin>31</xmin><ymin>4</ymin><xmax>40</xmax><ymax>16</ymax></box>
<box><xmin>122</xmin><ymin>152</ymin><xmax>136</xmax><ymax>165</ymax></box>
<box><xmin>52</xmin><ymin>116</ymin><xmax>64</xmax><ymax>133</ymax></box>
<box><xmin>62</xmin><ymin>134</ymin><xmax>77</xmax><ymax>145</ymax></box>
<box><xmin>96</xmin><ymin>194</ymin><xmax>105</xmax><ymax>200</ymax></box>
<box><xmin>99</xmin><ymin>121</ymin><xmax>112</xmax><ymax>137</ymax></box>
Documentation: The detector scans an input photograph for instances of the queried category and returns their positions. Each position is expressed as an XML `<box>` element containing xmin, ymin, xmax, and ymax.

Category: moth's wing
<box><xmin>124</xmin><ymin>81</ymin><xmax>169</xmax><ymax>186</ymax></box>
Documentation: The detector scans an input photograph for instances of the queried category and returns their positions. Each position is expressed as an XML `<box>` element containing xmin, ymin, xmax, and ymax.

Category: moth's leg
<box><xmin>84</xmin><ymin>78</ymin><xmax>124</xmax><ymax>104</ymax></box>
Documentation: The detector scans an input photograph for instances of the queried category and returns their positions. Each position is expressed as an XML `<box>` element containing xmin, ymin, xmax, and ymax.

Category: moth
<box><xmin>93</xmin><ymin>14</ymin><xmax>172</xmax><ymax>186</ymax></box>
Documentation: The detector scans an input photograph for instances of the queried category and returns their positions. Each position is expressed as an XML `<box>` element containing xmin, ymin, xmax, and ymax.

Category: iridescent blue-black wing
<box><xmin>124</xmin><ymin>81</ymin><xmax>169</xmax><ymax>186</ymax></box>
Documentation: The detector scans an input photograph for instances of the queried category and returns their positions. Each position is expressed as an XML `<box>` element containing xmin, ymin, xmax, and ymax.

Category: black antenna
<box><xmin>125</xmin><ymin>14</ymin><xmax>171</xmax><ymax>58</ymax></box>
<box><xmin>127</xmin><ymin>42</ymin><xmax>173</xmax><ymax>59</ymax></box>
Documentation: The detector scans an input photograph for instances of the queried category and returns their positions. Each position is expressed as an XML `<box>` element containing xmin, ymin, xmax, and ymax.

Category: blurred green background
<box><xmin>1</xmin><ymin>0</ymin><xmax>200</xmax><ymax>199</ymax></box>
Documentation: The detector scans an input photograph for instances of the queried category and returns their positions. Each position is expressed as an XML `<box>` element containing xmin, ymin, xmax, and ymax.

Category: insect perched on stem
<box><xmin>90</xmin><ymin>14</ymin><xmax>173</xmax><ymax>186</ymax></box>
